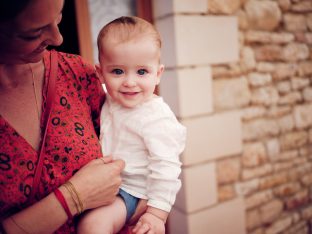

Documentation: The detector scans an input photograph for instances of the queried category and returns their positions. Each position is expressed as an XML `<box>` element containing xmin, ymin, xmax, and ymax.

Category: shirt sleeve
<box><xmin>141</xmin><ymin>111</ymin><xmax>186</xmax><ymax>212</ymax></box>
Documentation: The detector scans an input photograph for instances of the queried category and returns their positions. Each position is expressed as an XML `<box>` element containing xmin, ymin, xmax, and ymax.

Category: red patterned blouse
<box><xmin>0</xmin><ymin>50</ymin><xmax>105</xmax><ymax>233</ymax></box>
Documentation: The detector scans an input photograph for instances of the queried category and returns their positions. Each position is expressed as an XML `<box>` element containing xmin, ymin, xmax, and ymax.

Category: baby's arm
<box><xmin>132</xmin><ymin>206</ymin><xmax>168</xmax><ymax>234</ymax></box>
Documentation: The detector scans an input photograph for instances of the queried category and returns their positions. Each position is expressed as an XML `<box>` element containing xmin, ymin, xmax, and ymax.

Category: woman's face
<box><xmin>0</xmin><ymin>0</ymin><xmax>64</xmax><ymax>64</ymax></box>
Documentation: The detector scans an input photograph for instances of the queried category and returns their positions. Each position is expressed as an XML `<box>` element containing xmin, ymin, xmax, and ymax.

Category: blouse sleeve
<box><xmin>141</xmin><ymin>112</ymin><xmax>186</xmax><ymax>212</ymax></box>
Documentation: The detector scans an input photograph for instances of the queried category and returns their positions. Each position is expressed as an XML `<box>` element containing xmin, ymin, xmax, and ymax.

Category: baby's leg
<box><xmin>77</xmin><ymin>197</ymin><xmax>127</xmax><ymax>234</ymax></box>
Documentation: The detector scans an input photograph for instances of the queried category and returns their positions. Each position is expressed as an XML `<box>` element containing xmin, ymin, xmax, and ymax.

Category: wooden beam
<box><xmin>74</xmin><ymin>0</ymin><xmax>94</xmax><ymax>64</ymax></box>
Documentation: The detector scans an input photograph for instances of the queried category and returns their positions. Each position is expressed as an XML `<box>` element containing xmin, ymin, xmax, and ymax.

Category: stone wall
<box><xmin>153</xmin><ymin>0</ymin><xmax>312</xmax><ymax>233</ymax></box>
<box><xmin>212</xmin><ymin>0</ymin><xmax>312</xmax><ymax>233</ymax></box>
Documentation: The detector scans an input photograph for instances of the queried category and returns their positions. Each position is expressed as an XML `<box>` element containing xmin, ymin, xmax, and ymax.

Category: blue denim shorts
<box><xmin>118</xmin><ymin>189</ymin><xmax>139</xmax><ymax>221</ymax></box>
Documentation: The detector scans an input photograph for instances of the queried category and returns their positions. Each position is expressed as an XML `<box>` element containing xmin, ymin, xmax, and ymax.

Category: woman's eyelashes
<box><xmin>19</xmin><ymin>32</ymin><xmax>42</xmax><ymax>41</ymax></box>
<box><xmin>19</xmin><ymin>13</ymin><xmax>62</xmax><ymax>42</ymax></box>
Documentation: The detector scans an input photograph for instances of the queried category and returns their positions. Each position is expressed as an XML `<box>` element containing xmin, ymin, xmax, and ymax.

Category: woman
<box><xmin>0</xmin><ymin>0</ymin><xmax>143</xmax><ymax>233</ymax></box>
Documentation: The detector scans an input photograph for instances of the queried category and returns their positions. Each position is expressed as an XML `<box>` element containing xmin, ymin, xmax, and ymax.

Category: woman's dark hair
<box><xmin>0</xmin><ymin>0</ymin><xmax>31</xmax><ymax>22</ymax></box>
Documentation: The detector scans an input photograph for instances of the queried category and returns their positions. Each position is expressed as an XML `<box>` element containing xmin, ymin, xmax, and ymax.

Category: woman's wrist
<box><xmin>58</xmin><ymin>184</ymin><xmax>79</xmax><ymax>217</ymax></box>
<box><xmin>54</xmin><ymin>188</ymin><xmax>73</xmax><ymax>219</ymax></box>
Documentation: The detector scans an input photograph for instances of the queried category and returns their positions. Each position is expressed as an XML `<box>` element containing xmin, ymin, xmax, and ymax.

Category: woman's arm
<box><xmin>2</xmin><ymin>157</ymin><xmax>124</xmax><ymax>234</ymax></box>
<box><xmin>2</xmin><ymin>190</ymin><xmax>69</xmax><ymax>234</ymax></box>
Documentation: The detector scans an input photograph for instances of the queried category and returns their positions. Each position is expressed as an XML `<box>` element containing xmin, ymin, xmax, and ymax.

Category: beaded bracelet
<box><xmin>54</xmin><ymin>188</ymin><xmax>73</xmax><ymax>219</ymax></box>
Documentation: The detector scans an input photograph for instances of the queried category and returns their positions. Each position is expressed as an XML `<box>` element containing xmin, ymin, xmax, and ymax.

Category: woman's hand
<box><xmin>69</xmin><ymin>157</ymin><xmax>125</xmax><ymax>211</ymax></box>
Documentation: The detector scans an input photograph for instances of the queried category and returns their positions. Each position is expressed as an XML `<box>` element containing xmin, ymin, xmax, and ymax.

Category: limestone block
<box><xmin>276</xmin><ymin>81</ymin><xmax>291</xmax><ymax>94</ymax></box>
<box><xmin>282</xmin><ymin>43</ymin><xmax>310</xmax><ymax>62</ymax></box>
<box><xmin>266</xmin><ymin>106</ymin><xmax>292</xmax><ymax>118</ymax></box>
<box><xmin>283</xmin><ymin>14</ymin><xmax>307</xmax><ymax>32</ymax></box>
<box><xmin>301</xmin><ymin>204</ymin><xmax>312</xmax><ymax>219</ymax></box>
<box><xmin>244</xmin><ymin>0</ymin><xmax>282</xmax><ymax>31</ymax></box>
<box><xmin>296</xmin><ymin>32</ymin><xmax>312</xmax><ymax>45</ymax></box>
<box><xmin>155</xmin><ymin>15</ymin><xmax>238</xmax><ymax>67</ymax></box>
<box><xmin>242</xmin><ymin>164</ymin><xmax>273</xmax><ymax>180</ymax></box>
<box><xmin>277</xmin><ymin>0</ymin><xmax>291</xmax><ymax>11</ymax></box>
<box><xmin>235</xmin><ymin>178</ymin><xmax>259</xmax><ymax>196</ymax></box>
<box><xmin>237</xmin><ymin>9</ymin><xmax>249</xmax><ymax>30</ymax></box>
<box><xmin>303</xmin><ymin>87</ymin><xmax>312</xmax><ymax>101</ymax></box>
<box><xmin>243</xmin><ymin>119</ymin><xmax>280</xmax><ymax>141</ymax></box>
<box><xmin>251</xmin><ymin>86</ymin><xmax>279</xmax><ymax>106</ymax></box>
<box><xmin>245</xmin><ymin>31</ymin><xmax>294</xmax><ymax>44</ymax></box>
<box><xmin>265</xmin><ymin>216</ymin><xmax>292</xmax><ymax>234</ymax></box>
<box><xmin>307</xmin><ymin>13</ymin><xmax>312</xmax><ymax>31</ymax></box>
<box><xmin>208</xmin><ymin>0</ymin><xmax>242</xmax><ymax>14</ymax></box>
<box><xmin>218</xmin><ymin>185</ymin><xmax>236</xmax><ymax>202</ymax></box>
<box><xmin>217</xmin><ymin>157</ymin><xmax>241</xmax><ymax>184</ymax></box>
<box><xmin>242</xmin><ymin>106</ymin><xmax>266</xmax><ymax>121</ymax></box>
<box><xmin>240</xmin><ymin>46</ymin><xmax>256</xmax><ymax>71</ymax></box>
<box><xmin>246</xmin><ymin>209</ymin><xmax>262</xmax><ymax>230</ymax></box>
<box><xmin>260</xmin><ymin>199</ymin><xmax>283</xmax><ymax>224</ymax></box>
<box><xmin>212</xmin><ymin>63</ymin><xmax>242</xmax><ymax>78</ymax></box>
<box><xmin>285</xmin><ymin>190</ymin><xmax>309</xmax><ymax>210</ymax></box>
<box><xmin>182</xmin><ymin>111</ymin><xmax>242</xmax><ymax>165</ymax></box>
<box><xmin>259</xmin><ymin>172</ymin><xmax>288</xmax><ymax>190</ymax></box>
<box><xmin>175</xmin><ymin>163</ymin><xmax>217</xmax><ymax>213</ymax></box>
<box><xmin>298</xmin><ymin>61</ymin><xmax>312</xmax><ymax>76</ymax></box>
<box><xmin>293</xmin><ymin>104</ymin><xmax>312</xmax><ymax>129</ymax></box>
<box><xmin>213</xmin><ymin>76</ymin><xmax>251</xmax><ymax>110</ymax></box>
<box><xmin>254</xmin><ymin>45</ymin><xmax>283</xmax><ymax>61</ymax></box>
<box><xmin>168</xmin><ymin>198</ymin><xmax>246</xmax><ymax>234</ymax></box>
<box><xmin>159</xmin><ymin>66</ymin><xmax>213</xmax><ymax>118</ymax></box>
<box><xmin>266</xmin><ymin>138</ymin><xmax>281</xmax><ymax>160</ymax></box>
<box><xmin>273</xmin><ymin>161</ymin><xmax>293</xmax><ymax>172</ymax></box>
<box><xmin>273</xmin><ymin>182</ymin><xmax>301</xmax><ymax>197</ymax></box>
<box><xmin>291</xmin><ymin>1</ymin><xmax>312</xmax><ymax>13</ymax></box>
<box><xmin>242</xmin><ymin>142</ymin><xmax>267</xmax><ymax>167</ymax></box>
<box><xmin>152</xmin><ymin>0</ymin><xmax>207</xmax><ymax>18</ymax></box>
<box><xmin>272</xmin><ymin>63</ymin><xmax>298</xmax><ymax>80</ymax></box>
<box><xmin>245</xmin><ymin>190</ymin><xmax>273</xmax><ymax>209</ymax></box>
<box><xmin>280</xmin><ymin>131</ymin><xmax>309</xmax><ymax>151</ymax></box>
<box><xmin>277</xmin><ymin>114</ymin><xmax>295</xmax><ymax>133</ymax></box>
<box><xmin>291</xmin><ymin>77</ymin><xmax>310</xmax><ymax>90</ymax></box>
<box><xmin>248</xmin><ymin>72</ymin><xmax>272</xmax><ymax>87</ymax></box>
<box><xmin>278</xmin><ymin>91</ymin><xmax>302</xmax><ymax>105</ymax></box>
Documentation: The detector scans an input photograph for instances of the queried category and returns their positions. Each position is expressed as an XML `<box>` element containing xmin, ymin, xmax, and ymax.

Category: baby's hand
<box><xmin>132</xmin><ymin>212</ymin><xmax>165</xmax><ymax>234</ymax></box>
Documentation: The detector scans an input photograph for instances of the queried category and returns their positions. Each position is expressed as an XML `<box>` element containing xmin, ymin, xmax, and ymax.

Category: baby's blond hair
<box><xmin>97</xmin><ymin>16</ymin><xmax>161</xmax><ymax>58</ymax></box>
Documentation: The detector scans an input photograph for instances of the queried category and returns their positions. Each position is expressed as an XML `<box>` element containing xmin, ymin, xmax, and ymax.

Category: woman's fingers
<box><xmin>70</xmin><ymin>158</ymin><xmax>125</xmax><ymax>210</ymax></box>
<box><xmin>98</xmin><ymin>156</ymin><xmax>113</xmax><ymax>164</ymax></box>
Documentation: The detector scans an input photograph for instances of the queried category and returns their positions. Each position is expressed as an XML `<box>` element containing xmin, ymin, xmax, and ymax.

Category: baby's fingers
<box><xmin>132</xmin><ymin>221</ymin><xmax>151</xmax><ymax>234</ymax></box>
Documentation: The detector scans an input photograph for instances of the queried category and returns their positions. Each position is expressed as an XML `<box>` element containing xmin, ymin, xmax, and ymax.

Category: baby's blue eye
<box><xmin>137</xmin><ymin>69</ymin><xmax>147</xmax><ymax>76</ymax></box>
<box><xmin>112</xmin><ymin>69</ymin><xmax>123</xmax><ymax>75</ymax></box>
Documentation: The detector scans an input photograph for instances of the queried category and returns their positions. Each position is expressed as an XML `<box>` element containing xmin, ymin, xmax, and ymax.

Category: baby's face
<box><xmin>98</xmin><ymin>37</ymin><xmax>164</xmax><ymax>108</ymax></box>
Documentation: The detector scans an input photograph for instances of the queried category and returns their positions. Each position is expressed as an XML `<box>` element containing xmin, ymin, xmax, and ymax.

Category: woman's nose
<box><xmin>45</xmin><ymin>23</ymin><xmax>63</xmax><ymax>47</ymax></box>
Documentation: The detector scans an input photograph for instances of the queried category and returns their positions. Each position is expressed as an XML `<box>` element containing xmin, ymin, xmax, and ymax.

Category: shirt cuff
<box><xmin>147</xmin><ymin>199</ymin><xmax>172</xmax><ymax>212</ymax></box>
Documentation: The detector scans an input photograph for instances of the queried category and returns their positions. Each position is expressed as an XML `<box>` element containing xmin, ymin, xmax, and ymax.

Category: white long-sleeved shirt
<box><xmin>99</xmin><ymin>95</ymin><xmax>186</xmax><ymax>212</ymax></box>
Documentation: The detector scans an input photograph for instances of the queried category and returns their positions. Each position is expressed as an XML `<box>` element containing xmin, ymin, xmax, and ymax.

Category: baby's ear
<box><xmin>95</xmin><ymin>64</ymin><xmax>104</xmax><ymax>82</ymax></box>
<box><xmin>156</xmin><ymin>64</ymin><xmax>165</xmax><ymax>84</ymax></box>
<box><xmin>95</xmin><ymin>64</ymin><xmax>102</xmax><ymax>75</ymax></box>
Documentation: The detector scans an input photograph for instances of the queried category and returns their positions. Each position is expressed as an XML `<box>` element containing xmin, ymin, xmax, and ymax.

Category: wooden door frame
<box><xmin>74</xmin><ymin>0</ymin><xmax>94</xmax><ymax>64</ymax></box>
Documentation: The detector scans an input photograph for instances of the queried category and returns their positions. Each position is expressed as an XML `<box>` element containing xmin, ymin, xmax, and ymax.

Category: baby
<box><xmin>78</xmin><ymin>16</ymin><xmax>186</xmax><ymax>234</ymax></box>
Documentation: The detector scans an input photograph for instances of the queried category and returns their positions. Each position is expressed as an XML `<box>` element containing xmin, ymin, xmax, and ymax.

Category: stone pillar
<box><xmin>152</xmin><ymin>0</ymin><xmax>246</xmax><ymax>233</ymax></box>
